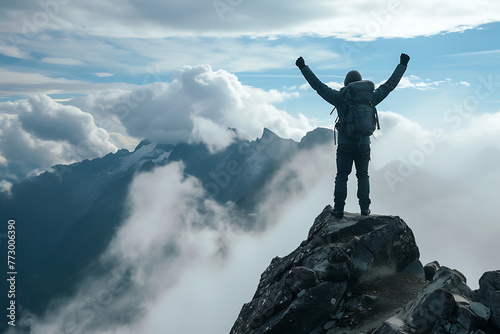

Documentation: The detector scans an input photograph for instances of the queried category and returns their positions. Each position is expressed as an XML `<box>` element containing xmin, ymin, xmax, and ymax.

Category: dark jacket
<box><xmin>301</xmin><ymin>63</ymin><xmax>407</xmax><ymax>145</ymax></box>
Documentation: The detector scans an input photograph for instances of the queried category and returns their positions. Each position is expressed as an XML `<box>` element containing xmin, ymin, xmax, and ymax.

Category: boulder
<box><xmin>473</xmin><ymin>270</ymin><xmax>500</xmax><ymax>331</ymax></box>
<box><xmin>375</xmin><ymin>267</ymin><xmax>493</xmax><ymax>334</ymax></box>
<box><xmin>406</xmin><ymin>288</ymin><xmax>457</xmax><ymax>332</ymax></box>
<box><xmin>424</xmin><ymin>260</ymin><xmax>440</xmax><ymax>281</ymax></box>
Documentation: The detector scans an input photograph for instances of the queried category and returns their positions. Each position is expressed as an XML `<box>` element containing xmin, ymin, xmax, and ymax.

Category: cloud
<box><xmin>41</xmin><ymin>57</ymin><xmax>84</xmax><ymax>65</ymax></box>
<box><xmin>21</xmin><ymin>140</ymin><xmax>335</xmax><ymax>334</ymax></box>
<box><xmin>384</xmin><ymin>75</ymin><xmax>471</xmax><ymax>91</ymax></box>
<box><xmin>190</xmin><ymin>116</ymin><xmax>236</xmax><ymax>152</ymax></box>
<box><xmin>1</xmin><ymin>1</ymin><xmax>499</xmax><ymax>97</ymax></box>
<box><xmin>81</xmin><ymin>64</ymin><xmax>313</xmax><ymax>146</ymax></box>
<box><xmin>0</xmin><ymin>35</ymin><xmax>342</xmax><ymax>101</ymax></box>
<box><xmin>300</xmin><ymin>81</ymin><xmax>343</xmax><ymax>91</ymax></box>
<box><xmin>367</xmin><ymin>111</ymin><xmax>500</xmax><ymax>288</ymax></box>
<box><xmin>0</xmin><ymin>68</ymin><xmax>136</xmax><ymax>97</ymax></box>
<box><xmin>94</xmin><ymin>73</ymin><xmax>115</xmax><ymax>77</ymax></box>
<box><xmin>1</xmin><ymin>65</ymin><xmax>313</xmax><ymax>180</ymax></box>
<box><xmin>2</xmin><ymin>33</ymin><xmax>341</xmax><ymax>83</ymax></box>
<box><xmin>301</xmin><ymin>75</ymin><xmax>468</xmax><ymax>93</ymax></box>
<box><xmin>2</xmin><ymin>1</ymin><xmax>500</xmax><ymax>40</ymax></box>
<box><xmin>0</xmin><ymin>180</ymin><xmax>12</xmax><ymax>195</ymax></box>
<box><xmin>396</xmin><ymin>76</ymin><xmax>436</xmax><ymax>90</ymax></box>
<box><xmin>14</xmin><ymin>108</ymin><xmax>500</xmax><ymax>333</ymax></box>
<box><xmin>2</xmin><ymin>1</ymin><xmax>498</xmax><ymax>99</ymax></box>
<box><xmin>0</xmin><ymin>42</ymin><xmax>30</xmax><ymax>59</ymax></box>
<box><xmin>326</xmin><ymin>81</ymin><xmax>345</xmax><ymax>90</ymax></box>
<box><xmin>17</xmin><ymin>162</ymin><xmax>233</xmax><ymax>333</ymax></box>
<box><xmin>0</xmin><ymin>95</ymin><xmax>118</xmax><ymax>180</ymax></box>
<box><xmin>441</xmin><ymin>49</ymin><xmax>500</xmax><ymax>58</ymax></box>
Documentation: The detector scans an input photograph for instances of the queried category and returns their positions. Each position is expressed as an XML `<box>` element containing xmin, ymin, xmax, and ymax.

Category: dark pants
<box><xmin>334</xmin><ymin>143</ymin><xmax>371</xmax><ymax>210</ymax></box>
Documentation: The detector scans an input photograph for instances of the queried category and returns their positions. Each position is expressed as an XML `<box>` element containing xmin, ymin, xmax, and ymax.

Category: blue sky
<box><xmin>2</xmin><ymin>2</ymin><xmax>500</xmax><ymax>133</ymax></box>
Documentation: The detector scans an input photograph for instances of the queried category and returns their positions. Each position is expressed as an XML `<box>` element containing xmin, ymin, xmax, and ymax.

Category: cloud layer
<box><xmin>2</xmin><ymin>0</ymin><xmax>500</xmax><ymax>40</ymax></box>
<box><xmin>19</xmin><ymin>141</ymin><xmax>336</xmax><ymax>334</ymax></box>
<box><xmin>0</xmin><ymin>68</ymin><xmax>136</xmax><ymax>98</ymax></box>
<box><xmin>17</xmin><ymin>107</ymin><xmax>500</xmax><ymax>333</ymax></box>
<box><xmin>367</xmin><ymin>111</ymin><xmax>500</xmax><ymax>290</ymax></box>
<box><xmin>0</xmin><ymin>65</ymin><xmax>313</xmax><ymax>180</ymax></box>
<box><xmin>1</xmin><ymin>0</ymin><xmax>500</xmax><ymax>92</ymax></box>
<box><xmin>82</xmin><ymin>64</ymin><xmax>312</xmax><ymax>150</ymax></box>
<box><xmin>0</xmin><ymin>95</ymin><xmax>117</xmax><ymax>180</ymax></box>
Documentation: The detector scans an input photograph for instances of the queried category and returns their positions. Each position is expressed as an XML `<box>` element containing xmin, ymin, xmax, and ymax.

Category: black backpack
<box><xmin>332</xmin><ymin>80</ymin><xmax>380</xmax><ymax>143</ymax></box>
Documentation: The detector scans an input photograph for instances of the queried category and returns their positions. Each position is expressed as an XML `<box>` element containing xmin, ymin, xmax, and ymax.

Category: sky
<box><xmin>2</xmin><ymin>0</ymin><xmax>500</xmax><ymax>333</ymax></box>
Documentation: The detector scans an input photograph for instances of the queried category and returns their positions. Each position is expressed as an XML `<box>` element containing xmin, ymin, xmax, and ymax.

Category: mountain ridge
<box><xmin>0</xmin><ymin>127</ymin><xmax>334</xmax><ymax>322</ymax></box>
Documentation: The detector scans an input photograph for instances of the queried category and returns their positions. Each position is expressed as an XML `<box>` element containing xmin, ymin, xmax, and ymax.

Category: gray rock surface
<box><xmin>376</xmin><ymin>265</ymin><xmax>494</xmax><ymax>334</ymax></box>
<box><xmin>473</xmin><ymin>270</ymin><xmax>500</xmax><ymax>331</ymax></box>
<box><xmin>230</xmin><ymin>205</ymin><xmax>423</xmax><ymax>334</ymax></box>
<box><xmin>230</xmin><ymin>205</ymin><xmax>500</xmax><ymax>334</ymax></box>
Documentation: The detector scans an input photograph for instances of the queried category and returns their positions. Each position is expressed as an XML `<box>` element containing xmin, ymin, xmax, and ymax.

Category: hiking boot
<box><xmin>332</xmin><ymin>207</ymin><xmax>344</xmax><ymax>218</ymax></box>
<box><xmin>361</xmin><ymin>208</ymin><xmax>371</xmax><ymax>216</ymax></box>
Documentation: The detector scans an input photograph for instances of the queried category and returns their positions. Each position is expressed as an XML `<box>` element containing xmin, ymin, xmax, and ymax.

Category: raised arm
<box><xmin>296</xmin><ymin>57</ymin><xmax>342</xmax><ymax>106</ymax></box>
<box><xmin>373</xmin><ymin>53</ymin><xmax>410</xmax><ymax>105</ymax></box>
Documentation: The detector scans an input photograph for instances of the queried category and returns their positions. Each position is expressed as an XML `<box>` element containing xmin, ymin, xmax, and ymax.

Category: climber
<box><xmin>296</xmin><ymin>53</ymin><xmax>410</xmax><ymax>218</ymax></box>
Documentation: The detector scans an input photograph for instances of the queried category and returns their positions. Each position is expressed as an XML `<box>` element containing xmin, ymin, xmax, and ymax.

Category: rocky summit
<box><xmin>230</xmin><ymin>205</ymin><xmax>500</xmax><ymax>334</ymax></box>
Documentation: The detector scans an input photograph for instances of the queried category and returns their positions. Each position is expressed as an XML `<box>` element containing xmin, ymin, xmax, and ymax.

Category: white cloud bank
<box><xmin>17</xmin><ymin>107</ymin><xmax>500</xmax><ymax>333</ymax></box>
<box><xmin>370</xmin><ymin>111</ymin><xmax>500</xmax><ymax>290</ymax></box>
<box><xmin>0</xmin><ymin>95</ymin><xmax>118</xmax><ymax>180</ymax></box>
<box><xmin>82</xmin><ymin>64</ymin><xmax>312</xmax><ymax>150</ymax></box>
<box><xmin>0</xmin><ymin>65</ymin><xmax>313</xmax><ymax>179</ymax></box>
<box><xmin>20</xmin><ymin>145</ymin><xmax>335</xmax><ymax>334</ymax></box>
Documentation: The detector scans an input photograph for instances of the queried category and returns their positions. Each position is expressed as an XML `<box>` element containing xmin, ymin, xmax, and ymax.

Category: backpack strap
<box><xmin>333</xmin><ymin>114</ymin><xmax>339</xmax><ymax>145</ymax></box>
<box><xmin>330</xmin><ymin>106</ymin><xmax>339</xmax><ymax>145</ymax></box>
<box><xmin>375</xmin><ymin>107</ymin><xmax>380</xmax><ymax>130</ymax></box>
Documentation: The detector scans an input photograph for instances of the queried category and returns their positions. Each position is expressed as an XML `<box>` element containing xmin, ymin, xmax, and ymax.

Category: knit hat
<box><xmin>344</xmin><ymin>70</ymin><xmax>362</xmax><ymax>86</ymax></box>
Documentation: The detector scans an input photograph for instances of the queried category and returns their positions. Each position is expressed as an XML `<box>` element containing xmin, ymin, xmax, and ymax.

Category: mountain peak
<box><xmin>260</xmin><ymin>127</ymin><xmax>281</xmax><ymax>141</ymax></box>
<box><xmin>133</xmin><ymin>139</ymin><xmax>152</xmax><ymax>152</ymax></box>
<box><xmin>299</xmin><ymin>127</ymin><xmax>334</xmax><ymax>149</ymax></box>
<box><xmin>230</xmin><ymin>206</ymin><xmax>500</xmax><ymax>334</ymax></box>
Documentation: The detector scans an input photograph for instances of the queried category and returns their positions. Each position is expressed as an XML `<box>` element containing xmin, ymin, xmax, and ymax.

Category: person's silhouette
<box><xmin>296</xmin><ymin>53</ymin><xmax>410</xmax><ymax>217</ymax></box>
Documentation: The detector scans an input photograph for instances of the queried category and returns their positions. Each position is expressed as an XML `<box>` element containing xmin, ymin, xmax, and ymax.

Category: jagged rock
<box><xmin>469</xmin><ymin>301</ymin><xmax>491</xmax><ymax>326</ymax></box>
<box><xmin>230</xmin><ymin>205</ymin><xmax>500</xmax><ymax>334</ymax></box>
<box><xmin>473</xmin><ymin>270</ymin><xmax>500</xmax><ymax>331</ymax></box>
<box><xmin>455</xmin><ymin>302</ymin><xmax>489</xmax><ymax>331</ymax></box>
<box><xmin>254</xmin><ymin>281</ymin><xmax>347</xmax><ymax>334</ymax></box>
<box><xmin>284</xmin><ymin>266</ymin><xmax>320</xmax><ymax>294</ymax></box>
<box><xmin>424</xmin><ymin>260</ymin><xmax>440</xmax><ymax>281</ymax></box>
<box><xmin>374</xmin><ymin>266</ymin><xmax>495</xmax><ymax>334</ymax></box>
<box><xmin>230</xmin><ymin>205</ymin><xmax>423</xmax><ymax>334</ymax></box>
<box><xmin>406</xmin><ymin>288</ymin><xmax>457</xmax><ymax>332</ymax></box>
<box><xmin>421</xmin><ymin>266</ymin><xmax>471</xmax><ymax>298</ymax></box>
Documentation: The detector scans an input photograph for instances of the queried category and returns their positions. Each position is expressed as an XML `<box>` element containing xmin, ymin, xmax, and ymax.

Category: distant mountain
<box><xmin>0</xmin><ymin>127</ymin><xmax>334</xmax><ymax>326</ymax></box>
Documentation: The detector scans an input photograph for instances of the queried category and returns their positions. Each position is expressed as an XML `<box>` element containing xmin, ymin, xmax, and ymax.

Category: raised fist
<box><xmin>400</xmin><ymin>53</ymin><xmax>410</xmax><ymax>66</ymax></box>
<box><xmin>296</xmin><ymin>56</ymin><xmax>305</xmax><ymax>70</ymax></box>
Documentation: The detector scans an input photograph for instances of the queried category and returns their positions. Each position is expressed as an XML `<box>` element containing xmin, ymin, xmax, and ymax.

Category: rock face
<box><xmin>230</xmin><ymin>205</ymin><xmax>500</xmax><ymax>334</ymax></box>
<box><xmin>375</xmin><ymin>265</ymin><xmax>499</xmax><ymax>334</ymax></box>
<box><xmin>230</xmin><ymin>205</ymin><xmax>423</xmax><ymax>334</ymax></box>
